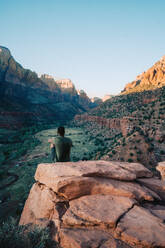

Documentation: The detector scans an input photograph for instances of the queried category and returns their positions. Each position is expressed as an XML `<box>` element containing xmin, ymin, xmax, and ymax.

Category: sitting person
<box><xmin>48</xmin><ymin>126</ymin><xmax>72</xmax><ymax>162</ymax></box>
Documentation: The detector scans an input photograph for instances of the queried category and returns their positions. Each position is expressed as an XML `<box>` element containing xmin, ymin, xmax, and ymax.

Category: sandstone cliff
<box><xmin>122</xmin><ymin>55</ymin><xmax>165</xmax><ymax>94</ymax></box>
<box><xmin>20</xmin><ymin>161</ymin><xmax>165</xmax><ymax>248</ymax></box>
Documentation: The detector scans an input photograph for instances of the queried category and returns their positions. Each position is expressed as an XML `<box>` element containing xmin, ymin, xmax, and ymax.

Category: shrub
<box><xmin>128</xmin><ymin>158</ymin><xmax>133</xmax><ymax>163</ymax></box>
<box><xmin>148</xmin><ymin>147</ymin><xmax>154</xmax><ymax>152</ymax></box>
<box><xmin>0</xmin><ymin>217</ymin><xmax>59</xmax><ymax>248</ymax></box>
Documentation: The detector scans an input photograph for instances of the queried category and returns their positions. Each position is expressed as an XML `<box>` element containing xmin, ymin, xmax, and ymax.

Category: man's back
<box><xmin>54</xmin><ymin>136</ymin><xmax>72</xmax><ymax>162</ymax></box>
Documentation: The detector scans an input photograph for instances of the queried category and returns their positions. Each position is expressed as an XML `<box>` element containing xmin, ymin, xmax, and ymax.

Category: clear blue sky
<box><xmin>1</xmin><ymin>0</ymin><xmax>165</xmax><ymax>98</ymax></box>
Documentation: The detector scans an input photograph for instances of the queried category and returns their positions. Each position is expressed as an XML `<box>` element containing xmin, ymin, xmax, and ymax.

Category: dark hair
<box><xmin>57</xmin><ymin>126</ymin><xmax>65</xmax><ymax>136</ymax></box>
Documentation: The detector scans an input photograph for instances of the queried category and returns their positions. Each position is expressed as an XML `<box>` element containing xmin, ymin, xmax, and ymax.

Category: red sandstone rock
<box><xmin>156</xmin><ymin>161</ymin><xmax>165</xmax><ymax>180</ymax></box>
<box><xmin>59</xmin><ymin>228</ymin><xmax>121</xmax><ymax>248</ymax></box>
<box><xmin>35</xmin><ymin>161</ymin><xmax>152</xmax><ymax>187</ymax></box>
<box><xmin>143</xmin><ymin>203</ymin><xmax>165</xmax><ymax>221</ymax></box>
<box><xmin>115</xmin><ymin>205</ymin><xmax>165</xmax><ymax>248</ymax></box>
<box><xmin>137</xmin><ymin>178</ymin><xmax>165</xmax><ymax>201</ymax></box>
<box><xmin>35</xmin><ymin>161</ymin><xmax>136</xmax><ymax>182</ymax></box>
<box><xmin>122</xmin><ymin>55</ymin><xmax>165</xmax><ymax>94</ymax></box>
<box><xmin>116</xmin><ymin>162</ymin><xmax>153</xmax><ymax>178</ymax></box>
<box><xmin>62</xmin><ymin>195</ymin><xmax>136</xmax><ymax>229</ymax></box>
<box><xmin>75</xmin><ymin>114</ymin><xmax>136</xmax><ymax>137</ymax></box>
<box><xmin>40</xmin><ymin>176</ymin><xmax>159</xmax><ymax>201</ymax></box>
<box><xmin>20</xmin><ymin>161</ymin><xmax>165</xmax><ymax>248</ymax></box>
<box><xmin>19</xmin><ymin>182</ymin><xmax>56</xmax><ymax>225</ymax></box>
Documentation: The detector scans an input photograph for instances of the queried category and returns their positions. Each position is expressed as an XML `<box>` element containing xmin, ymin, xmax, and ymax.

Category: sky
<box><xmin>0</xmin><ymin>0</ymin><xmax>165</xmax><ymax>98</ymax></box>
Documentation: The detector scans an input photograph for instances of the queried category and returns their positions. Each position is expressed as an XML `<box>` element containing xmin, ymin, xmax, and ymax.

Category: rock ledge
<box><xmin>20</xmin><ymin>161</ymin><xmax>165</xmax><ymax>248</ymax></box>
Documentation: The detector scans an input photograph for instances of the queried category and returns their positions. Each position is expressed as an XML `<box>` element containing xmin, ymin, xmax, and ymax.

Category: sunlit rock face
<box><xmin>56</xmin><ymin>79</ymin><xmax>75</xmax><ymax>90</ymax></box>
<box><xmin>122</xmin><ymin>55</ymin><xmax>165</xmax><ymax>94</ymax></box>
<box><xmin>102</xmin><ymin>94</ymin><xmax>113</xmax><ymax>102</ymax></box>
<box><xmin>20</xmin><ymin>160</ymin><xmax>165</xmax><ymax>248</ymax></box>
<box><xmin>157</xmin><ymin>162</ymin><xmax>165</xmax><ymax>180</ymax></box>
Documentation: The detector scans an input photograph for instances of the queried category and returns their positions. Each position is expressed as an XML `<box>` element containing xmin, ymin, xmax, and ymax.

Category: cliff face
<box><xmin>0</xmin><ymin>46</ymin><xmax>93</xmax><ymax>128</ymax></box>
<box><xmin>19</xmin><ymin>161</ymin><xmax>165</xmax><ymax>248</ymax></box>
<box><xmin>75</xmin><ymin>114</ymin><xmax>136</xmax><ymax>137</ymax></box>
<box><xmin>122</xmin><ymin>55</ymin><xmax>165</xmax><ymax>94</ymax></box>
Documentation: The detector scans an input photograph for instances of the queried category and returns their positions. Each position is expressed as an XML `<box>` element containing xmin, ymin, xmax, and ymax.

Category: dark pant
<box><xmin>51</xmin><ymin>147</ymin><xmax>56</xmax><ymax>162</ymax></box>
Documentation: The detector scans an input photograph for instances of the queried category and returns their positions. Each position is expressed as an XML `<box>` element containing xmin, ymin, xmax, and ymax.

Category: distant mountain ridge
<box><xmin>0</xmin><ymin>46</ymin><xmax>93</xmax><ymax>128</ymax></box>
<box><xmin>122</xmin><ymin>55</ymin><xmax>165</xmax><ymax>94</ymax></box>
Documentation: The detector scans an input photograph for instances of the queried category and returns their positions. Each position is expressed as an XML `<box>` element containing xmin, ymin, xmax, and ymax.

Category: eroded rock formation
<box><xmin>122</xmin><ymin>55</ymin><xmax>165</xmax><ymax>94</ymax></box>
<box><xmin>20</xmin><ymin>161</ymin><xmax>165</xmax><ymax>248</ymax></box>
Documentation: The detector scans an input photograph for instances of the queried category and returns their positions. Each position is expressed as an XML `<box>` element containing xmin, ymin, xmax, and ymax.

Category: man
<box><xmin>48</xmin><ymin>126</ymin><xmax>72</xmax><ymax>162</ymax></box>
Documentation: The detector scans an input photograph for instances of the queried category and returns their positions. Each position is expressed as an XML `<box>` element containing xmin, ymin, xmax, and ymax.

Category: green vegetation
<box><xmin>75</xmin><ymin>85</ymin><xmax>165</xmax><ymax>170</ymax></box>
<box><xmin>0</xmin><ymin>217</ymin><xmax>59</xmax><ymax>248</ymax></box>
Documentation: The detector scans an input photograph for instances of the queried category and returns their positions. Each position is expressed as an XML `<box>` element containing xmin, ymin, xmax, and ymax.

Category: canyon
<box><xmin>1</xmin><ymin>48</ymin><xmax>165</xmax><ymax>247</ymax></box>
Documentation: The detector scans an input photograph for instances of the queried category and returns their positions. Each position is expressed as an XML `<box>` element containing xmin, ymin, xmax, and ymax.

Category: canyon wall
<box><xmin>75</xmin><ymin>114</ymin><xmax>138</xmax><ymax>137</ymax></box>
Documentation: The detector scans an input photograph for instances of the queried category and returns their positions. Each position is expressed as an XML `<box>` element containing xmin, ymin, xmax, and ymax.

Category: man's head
<box><xmin>57</xmin><ymin>126</ymin><xmax>65</xmax><ymax>136</ymax></box>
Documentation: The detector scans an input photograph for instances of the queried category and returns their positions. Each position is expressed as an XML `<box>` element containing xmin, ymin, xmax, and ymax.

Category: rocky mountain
<box><xmin>0</xmin><ymin>46</ymin><xmax>93</xmax><ymax>128</ymax></box>
<box><xmin>20</xmin><ymin>161</ymin><xmax>165</xmax><ymax>248</ymax></box>
<box><xmin>122</xmin><ymin>55</ymin><xmax>165</xmax><ymax>94</ymax></box>
<box><xmin>91</xmin><ymin>95</ymin><xmax>114</xmax><ymax>105</ymax></box>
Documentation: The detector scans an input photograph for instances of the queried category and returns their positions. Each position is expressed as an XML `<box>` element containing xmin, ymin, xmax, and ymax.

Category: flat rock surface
<box><xmin>115</xmin><ymin>205</ymin><xmax>165</xmax><ymax>248</ymax></box>
<box><xmin>143</xmin><ymin>203</ymin><xmax>165</xmax><ymax>221</ymax></box>
<box><xmin>117</xmin><ymin>162</ymin><xmax>153</xmax><ymax>178</ymax></box>
<box><xmin>35</xmin><ymin>161</ymin><xmax>152</xmax><ymax>185</ymax></box>
<box><xmin>62</xmin><ymin>195</ymin><xmax>136</xmax><ymax>228</ymax></box>
<box><xmin>59</xmin><ymin>228</ymin><xmax>131</xmax><ymax>248</ymax></box>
